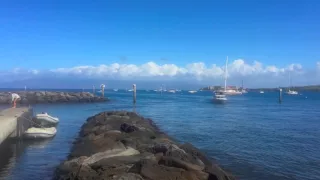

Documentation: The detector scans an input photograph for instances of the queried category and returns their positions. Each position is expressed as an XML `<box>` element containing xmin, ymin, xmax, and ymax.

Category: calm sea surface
<box><xmin>0</xmin><ymin>90</ymin><xmax>320</xmax><ymax>180</ymax></box>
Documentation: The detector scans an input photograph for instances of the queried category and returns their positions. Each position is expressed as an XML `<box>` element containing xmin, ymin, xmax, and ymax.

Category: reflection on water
<box><xmin>0</xmin><ymin>139</ymin><xmax>53</xmax><ymax>180</ymax></box>
<box><xmin>0</xmin><ymin>140</ymin><xmax>19</xmax><ymax>180</ymax></box>
<box><xmin>22</xmin><ymin>139</ymin><xmax>52</xmax><ymax>150</ymax></box>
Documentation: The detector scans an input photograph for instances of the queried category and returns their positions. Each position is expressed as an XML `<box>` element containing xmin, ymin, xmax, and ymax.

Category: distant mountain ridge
<box><xmin>249</xmin><ymin>85</ymin><xmax>320</xmax><ymax>92</ymax></box>
<box><xmin>200</xmin><ymin>85</ymin><xmax>320</xmax><ymax>92</ymax></box>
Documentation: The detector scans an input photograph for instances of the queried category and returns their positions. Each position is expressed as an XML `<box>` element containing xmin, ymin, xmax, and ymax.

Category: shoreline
<box><xmin>54</xmin><ymin>111</ymin><xmax>234</xmax><ymax>180</ymax></box>
<box><xmin>0</xmin><ymin>91</ymin><xmax>106</xmax><ymax>104</ymax></box>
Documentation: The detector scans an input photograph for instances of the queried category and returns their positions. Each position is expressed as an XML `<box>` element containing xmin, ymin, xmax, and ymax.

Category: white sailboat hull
<box><xmin>224</xmin><ymin>91</ymin><xmax>242</xmax><ymax>95</ymax></box>
<box><xmin>214</xmin><ymin>91</ymin><xmax>227</xmax><ymax>103</ymax></box>
<box><xmin>286</xmin><ymin>91</ymin><xmax>298</xmax><ymax>95</ymax></box>
<box><xmin>188</xmin><ymin>91</ymin><xmax>197</xmax><ymax>93</ymax></box>
<box><xmin>214</xmin><ymin>97</ymin><xmax>227</xmax><ymax>102</ymax></box>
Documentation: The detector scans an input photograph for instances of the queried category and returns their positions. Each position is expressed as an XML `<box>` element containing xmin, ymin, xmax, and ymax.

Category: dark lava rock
<box><xmin>54</xmin><ymin>111</ymin><xmax>234</xmax><ymax>180</ymax></box>
<box><xmin>70</xmin><ymin>138</ymin><xmax>126</xmax><ymax>158</ymax></box>
<box><xmin>114</xmin><ymin>173</ymin><xmax>144</xmax><ymax>180</ymax></box>
<box><xmin>180</xmin><ymin>143</ymin><xmax>213</xmax><ymax>167</ymax></box>
<box><xmin>138</xmin><ymin>160</ymin><xmax>199</xmax><ymax>180</ymax></box>
<box><xmin>120</xmin><ymin>123</ymin><xmax>138</xmax><ymax>133</ymax></box>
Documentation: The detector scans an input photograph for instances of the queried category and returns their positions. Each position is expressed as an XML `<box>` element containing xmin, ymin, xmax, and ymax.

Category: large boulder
<box><xmin>0</xmin><ymin>96</ymin><xmax>9</xmax><ymax>104</ymax></box>
<box><xmin>138</xmin><ymin>160</ymin><xmax>200</xmax><ymax>180</ymax></box>
<box><xmin>65</xmin><ymin>95</ymin><xmax>79</xmax><ymax>102</ymax></box>
<box><xmin>20</xmin><ymin>97</ymin><xmax>29</xmax><ymax>104</ymax></box>
<box><xmin>70</xmin><ymin>138</ymin><xmax>127</xmax><ymax>158</ymax></box>
<box><xmin>114</xmin><ymin>173</ymin><xmax>144</xmax><ymax>180</ymax></box>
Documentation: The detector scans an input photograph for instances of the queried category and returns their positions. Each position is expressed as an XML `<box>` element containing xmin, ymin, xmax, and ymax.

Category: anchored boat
<box><xmin>214</xmin><ymin>90</ymin><xmax>227</xmax><ymax>103</ymax></box>
<box><xmin>286</xmin><ymin>72</ymin><xmax>298</xmax><ymax>95</ymax></box>
<box><xmin>24</xmin><ymin>127</ymin><xmax>57</xmax><ymax>139</ymax></box>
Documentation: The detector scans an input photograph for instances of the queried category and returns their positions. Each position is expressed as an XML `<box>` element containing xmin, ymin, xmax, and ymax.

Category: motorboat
<box><xmin>214</xmin><ymin>91</ymin><xmax>227</xmax><ymax>103</ymax></box>
<box><xmin>168</xmin><ymin>89</ymin><xmax>176</xmax><ymax>93</ymax></box>
<box><xmin>113</xmin><ymin>89</ymin><xmax>118</xmax><ymax>92</ymax></box>
<box><xmin>260</xmin><ymin>90</ymin><xmax>264</xmax><ymax>94</ymax></box>
<box><xmin>24</xmin><ymin>127</ymin><xmax>57</xmax><ymax>139</ymax></box>
<box><xmin>35</xmin><ymin>113</ymin><xmax>59</xmax><ymax>125</ymax></box>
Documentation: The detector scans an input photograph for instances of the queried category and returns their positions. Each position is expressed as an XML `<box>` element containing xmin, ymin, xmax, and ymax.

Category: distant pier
<box><xmin>0</xmin><ymin>107</ymin><xmax>33</xmax><ymax>145</ymax></box>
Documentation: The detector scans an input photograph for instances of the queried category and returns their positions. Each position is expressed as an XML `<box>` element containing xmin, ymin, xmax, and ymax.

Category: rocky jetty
<box><xmin>54</xmin><ymin>111</ymin><xmax>234</xmax><ymax>180</ymax></box>
<box><xmin>0</xmin><ymin>91</ymin><xmax>106</xmax><ymax>104</ymax></box>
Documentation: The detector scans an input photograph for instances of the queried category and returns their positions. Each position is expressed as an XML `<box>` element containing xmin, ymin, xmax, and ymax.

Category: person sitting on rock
<box><xmin>10</xmin><ymin>92</ymin><xmax>21</xmax><ymax>108</ymax></box>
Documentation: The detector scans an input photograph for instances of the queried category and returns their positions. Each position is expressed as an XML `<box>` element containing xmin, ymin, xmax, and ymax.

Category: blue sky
<box><xmin>0</xmin><ymin>0</ymin><xmax>320</xmax><ymax>88</ymax></box>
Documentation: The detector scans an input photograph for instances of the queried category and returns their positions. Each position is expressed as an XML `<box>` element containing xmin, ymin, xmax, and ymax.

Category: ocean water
<box><xmin>0</xmin><ymin>90</ymin><xmax>320</xmax><ymax>180</ymax></box>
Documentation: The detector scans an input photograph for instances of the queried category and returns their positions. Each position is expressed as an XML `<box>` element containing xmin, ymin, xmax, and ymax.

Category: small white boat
<box><xmin>286</xmin><ymin>90</ymin><xmax>298</xmax><ymax>95</ymax></box>
<box><xmin>241</xmin><ymin>81</ymin><xmax>248</xmax><ymax>94</ymax></box>
<box><xmin>128</xmin><ymin>89</ymin><xmax>133</xmax><ymax>92</ymax></box>
<box><xmin>113</xmin><ymin>89</ymin><xmax>118</xmax><ymax>92</ymax></box>
<box><xmin>36</xmin><ymin>113</ymin><xmax>59</xmax><ymax>125</ymax></box>
<box><xmin>214</xmin><ymin>91</ymin><xmax>227</xmax><ymax>103</ymax></box>
<box><xmin>24</xmin><ymin>127</ymin><xmax>57</xmax><ymax>139</ymax></box>
<box><xmin>286</xmin><ymin>72</ymin><xmax>298</xmax><ymax>95</ymax></box>
<box><xmin>188</xmin><ymin>90</ymin><xmax>197</xmax><ymax>93</ymax></box>
<box><xmin>241</xmin><ymin>89</ymin><xmax>248</xmax><ymax>93</ymax></box>
<box><xmin>168</xmin><ymin>89</ymin><xmax>176</xmax><ymax>93</ymax></box>
<box><xmin>260</xmin><ymin>90</ymin><xmax>264</xmax><ymax>94</ymax></box>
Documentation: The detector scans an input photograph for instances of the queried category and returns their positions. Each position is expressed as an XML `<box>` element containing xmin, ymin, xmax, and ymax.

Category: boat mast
<box><xmin>242</xmin><ymin>80</ymin><xmax>243</xmax><ymax>90</ymax></box>
<box><xmin>224</xmin><ymin>56</ymin><xmax>228</xmax><ymax>92</ymax></box>
<box><xmin>289</xmin><ymin>71</ymin><xmax>291</xmax><ymax>91</ymax></box>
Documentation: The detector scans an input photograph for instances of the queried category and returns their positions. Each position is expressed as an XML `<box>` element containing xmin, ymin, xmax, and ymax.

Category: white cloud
<box><xmin>1</xmin><ymin>59</ymin><xmax>319</xmax><ymax>87</ymax></box>
<box><xmin>50</xmin><ymin>59</ymin><xmax>303</xmax><ymax>79</ymax></box>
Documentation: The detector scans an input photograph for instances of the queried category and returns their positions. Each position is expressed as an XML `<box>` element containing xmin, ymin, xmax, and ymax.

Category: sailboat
<box><xmin>286</xmin><ymin>72</ymin><xmax>298</xmax><ymax>95</ymax></box>
<box><xmin>241</xmin><ymin>80</ymin><xmax>248</xmax><ymax>93</ymax></box>
<box><xmin>213</xmin><ymin>56</ymin><xmax>228</xmax><ymax>102</ymax></box>
<box><xmin>222</xmin><ymin>56</ymin><xmax>242</xmax><ymax>95</ymax></box>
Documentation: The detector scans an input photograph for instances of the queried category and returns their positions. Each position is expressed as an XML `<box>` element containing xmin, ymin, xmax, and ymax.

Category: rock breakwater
<box><xmin>0</xmin><ymin>91</ymin><xmax>106</xmax><ymax>104</ymax></box>
<box><xmin>54</xmin><ymin>111</ymin><xmax>234</xmax><ymax>180</ymax></box>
